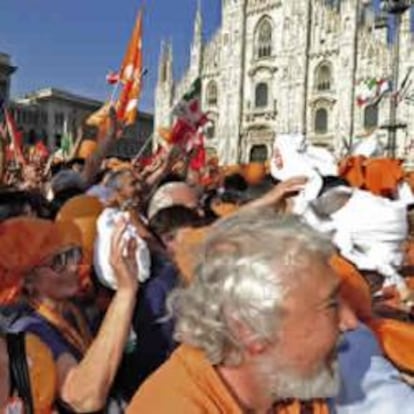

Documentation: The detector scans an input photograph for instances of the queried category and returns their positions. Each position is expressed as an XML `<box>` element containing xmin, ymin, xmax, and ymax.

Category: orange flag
<box><xmin>116</xmin><ymin>10</ymin><xmax>143</xmax><ymax>126</ymax></box>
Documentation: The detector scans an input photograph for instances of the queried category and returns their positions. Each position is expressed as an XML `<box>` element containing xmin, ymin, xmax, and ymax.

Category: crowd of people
<box><xmin>1</xmin><ymin>106</ymin><xmax>414</xmax><ymax>413</ymax></box>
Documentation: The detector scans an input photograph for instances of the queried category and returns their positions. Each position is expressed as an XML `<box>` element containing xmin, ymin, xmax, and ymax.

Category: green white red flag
<box><xmin>172</xmin><ymin>78</ymin><xmax>208</xmax><ymax>128</ymax></box>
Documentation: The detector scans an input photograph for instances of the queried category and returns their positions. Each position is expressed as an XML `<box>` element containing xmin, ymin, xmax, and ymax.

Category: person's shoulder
<box><xmin>127</xmin><ymin>347</ymin><xmax>205</xmax><ymax>414</ymax></box>
<box><xmin>127</xmin><ymin>382</ymin><xmax>204</xmax><ymax>414</ymax></box>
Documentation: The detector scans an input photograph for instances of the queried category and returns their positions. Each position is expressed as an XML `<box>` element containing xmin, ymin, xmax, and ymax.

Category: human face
<box><xmin>273</xmin><ymin>147</ymin><xmax>283</xmax><ymax>170</ymax></box>
<box><xmin>28</xmin><ymin>247</ymin><xmax>83</xmax><ymax>301</ymax></box>
<box><xmin>254</xmin><ymin>254</ymin><xmax>357</xmax><ymax>401</ymax></box>
<box><xmin>23</xmin><ymin>165</ymin><xmax>42</xmax><ymax>186</ymax></box>
<box><xmin>118</xmin><ymin>172</ymin><xmax>140</xmax><ymax>204</ymax></box>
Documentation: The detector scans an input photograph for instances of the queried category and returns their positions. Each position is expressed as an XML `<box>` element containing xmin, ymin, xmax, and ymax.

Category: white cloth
<box><xmin>330</xmin><ymin>189</ymin><xmax>408</xmax><ymax>290</ymax></box>
<box><xmin>351</xmin><ymin>134</ymin><xmax>385</xmax><ymax>158</ymax></box>
<box><xmin>270</xmin><ymin>134</ymin><xmax>338</xmax><ymax>214</ymax></box>
<box><xmin>397</xmin><ymin>182</ymin><xmax>414</xmax><ymax>206</ymax></box>
<box><xmin>94</xmin><ymin>208</ymin><xmax>151</xmax><ymax>290</ymax></box>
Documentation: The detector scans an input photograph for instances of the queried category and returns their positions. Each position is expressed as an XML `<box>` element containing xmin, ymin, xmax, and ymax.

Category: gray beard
<box><xmin>254</xmin><ymin>355</ymin><xmax>340</xmax><ymax>402</ymax></box>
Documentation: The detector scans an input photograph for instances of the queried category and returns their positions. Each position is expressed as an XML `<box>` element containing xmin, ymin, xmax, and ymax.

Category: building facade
<box><xmin>154</xmin><ymin>0</ymin><xmax>414</xmax><ymax>166</ymax></box>
<box><xmin>10</xmin><ymin>88</ymin><xmax>103</xmax><ymax>149</ymax></box>
<box><xmin>0</xmin><ymin>53</ymin><xmax>17</xmax><ymax>104</ymax></box>
<box><xmin>8</xmin><ymin>87</ymin><xmax>153</xmax><ymax>157</ymax></box>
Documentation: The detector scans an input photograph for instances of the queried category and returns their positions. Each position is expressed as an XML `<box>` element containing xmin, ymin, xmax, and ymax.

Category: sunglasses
<box><xmin>47</xmin><ymin>247</ymin><xmax>83</xmax><ymax>272</ymax></box>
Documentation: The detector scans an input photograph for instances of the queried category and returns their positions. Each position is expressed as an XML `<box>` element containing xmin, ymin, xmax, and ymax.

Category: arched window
<box><xmin>206</xmin><ymin>81</ymin><xmax>218</xmax><ymax>106</ymax></box>
<box><xmin>205</xmin><ymin>121</ymin><xmax>215</xmax><ymax>139</ymax></box>
<box><xmin>255</xmin><ymin>83</ymin><xmax>268</xmax><ymax>108</ymax></box>
<box><xmin>256</xmin><ymin>19</ymin><xmax>273</xmax><ymax>59</ymax></box>
<box><xmin>316</xmin><ymin>64</ymin><xmax>332</xmax><ymax>91</ymax></box>
<box><xmin>315</xmin><ymin>108</ymin><xmax>328</xmax><ymax>134</ymax></box>
<box><xmin>250</xmin><ymin>145</ymin><xmax>268</xmax><ymax>162</ymax></box>
<box><xmin>364</xmin><ymin>104</ymin><xmax>378</xmax><ymax>129</ymax></box>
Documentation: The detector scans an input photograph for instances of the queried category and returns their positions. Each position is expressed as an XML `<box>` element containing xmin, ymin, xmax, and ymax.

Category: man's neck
<box><xmin>217</xmin><ymin>364</ymin><xmax>274</xmax><ymax>414</ymax></box>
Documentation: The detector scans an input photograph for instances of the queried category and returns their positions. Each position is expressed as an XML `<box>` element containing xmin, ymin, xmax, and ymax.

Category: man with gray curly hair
<box><xmin>128</xmin><ymin>209</ymin><xmax>358</xmax><ymax>413</ymax></box>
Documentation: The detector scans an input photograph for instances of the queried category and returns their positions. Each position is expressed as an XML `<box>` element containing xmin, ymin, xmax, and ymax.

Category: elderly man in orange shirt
<box><xmin>127</xmin><ymin>209</ymin><xmax>358</xmax><ymax>414</ymax></box>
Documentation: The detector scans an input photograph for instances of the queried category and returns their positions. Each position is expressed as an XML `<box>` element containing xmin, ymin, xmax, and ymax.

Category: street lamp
<box><xmin>380</xmin><ymin>0</ymin><xmax>412</xmax><ymax>158</ymax></box>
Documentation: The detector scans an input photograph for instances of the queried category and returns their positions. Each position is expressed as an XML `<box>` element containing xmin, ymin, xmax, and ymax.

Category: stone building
<box><xmin>0</xmin><ymin>53</ymin><xmax>17</xmax><ymax>104</ymax></box>
<box><xmin>9</xmin><ymin>88</ymin><xmax>153</xmax><ymax>157</ymax></box>
<box><xmin>154</xmin><ymin>0</ymin><xmax>414</xmax><ymax>166</ymax></box>
<box><xmin>10</xmin><ymin>88</ymin><xmax>103</xmax><ymax>149</ymax></box>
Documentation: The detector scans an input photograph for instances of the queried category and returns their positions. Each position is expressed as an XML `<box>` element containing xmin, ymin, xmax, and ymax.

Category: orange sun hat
<box><xmin>56</xmin><ymin>195</ymin><xmax>103</xmax><ymax>264</ymax></box>
<box><xmin>0</xmin><ymin>218</ymin><xmax>81</xmax><ymax>304</ymax></box>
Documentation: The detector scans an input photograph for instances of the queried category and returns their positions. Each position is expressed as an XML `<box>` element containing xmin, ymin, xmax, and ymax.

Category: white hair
<box><xmin>147</xmin><ymin>182</ymin><xmax>192</xmax><ymax>220</ymax></box>
<box><xmin>167</xmin><ymin>209</ymin><xmax>333</xmax><ymax>366</ymax></box>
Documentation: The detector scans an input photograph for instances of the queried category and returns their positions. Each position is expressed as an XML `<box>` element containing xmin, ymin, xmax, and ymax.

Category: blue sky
<box><xmin>0</xmin><ymin>0</ymin><xmax>221</xmax><ymax>112</ymax></box>
<box><xmin>0</xmin><ymin>0</ymin><xmax>399</xmax><ymax>113</ymax></box>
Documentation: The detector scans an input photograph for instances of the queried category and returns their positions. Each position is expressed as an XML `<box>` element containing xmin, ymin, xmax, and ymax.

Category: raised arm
<box><xmin>58</xmin><ymin>219</ymin><xmax>139</xmax><ymax>412</ymax></box>
<box><xmin>81</xmin><ymin>106</ymin><xmax>119</xmax><ymax>187</ymax></box>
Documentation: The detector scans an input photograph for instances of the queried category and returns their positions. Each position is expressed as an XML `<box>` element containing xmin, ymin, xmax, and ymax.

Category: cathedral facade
<box><xmin>154</xmin><ymin>0</ymin><xmax>414</xmax><ymax>165</ymax></box>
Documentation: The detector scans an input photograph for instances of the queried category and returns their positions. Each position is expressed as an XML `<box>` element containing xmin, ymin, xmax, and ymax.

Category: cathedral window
<box><xmin>250</xmin><ymin>145</ymin><xmax>268</xmax><ymax>162</ymax></box>
<box><xmin>205</xmin><ymin>121</ymin><xmax>216</xmax><ymax>139</ymax></box>
<box><xmin>364</xmin><ymin>104</ymin><xmax>378</xmax><ymax>130</ymax></box>
<box><xmin>206</xmin><ymin>81</ymin><xmax>218</xmax><ymax>106</ymax></box>
<box><xmin>256</xmin><ymin>18</ymin><xmax>273</xmax><ymax>59</ymax></box>
<box><xmin>255</xmin><ymin>83</ymin><xmax>269</xmax><ymax>108</ymax></box>
<box><xmin>315</xmin><ymin>108</ymin><xmax>328</xmax><ymax>134</ymax></box>
<box><xmin>316</xmin><ymin>63</ymin><xmax>332</xmax><ymax>91</ymax></box>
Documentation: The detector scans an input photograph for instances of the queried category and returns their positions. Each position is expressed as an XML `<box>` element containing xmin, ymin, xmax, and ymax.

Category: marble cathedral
<box><xmin>154</xmin><ymin>0</ymin><xmax>414</xmax><ymax>165</ymax></box>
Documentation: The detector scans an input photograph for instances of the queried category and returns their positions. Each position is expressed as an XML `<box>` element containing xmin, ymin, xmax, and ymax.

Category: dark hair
<box><xmin>66</xmin><ymin>158</ymin><xmax>86</xmax><ymax>169</ymax></box>
<box><xmin>245</xmin><ymin>174</ymin><xmax>278</xmax><ymax>201</ymax></box>
<box><xmin>0</xmin><ymin>190</ymin><xmax>52</xmax><ymax>222</ymax></box>
<box><xmin>223</xmin><ymin>173</ymin><xmax>248</xmax><ymax>192</ymax></box>
<box><xmin>49</xmin><ymin>187</ymin><xmax>84</xmax><ymax>219</ymax></box>
<box><xmin>149</xmin><ymin>205</ymin><xmax>202</xmax><ymax>238</ymax></box>
<box><xmin>50</xmin><ymin>162</ymin><xmax>66</xmax><ymax>177</ymax></box>
<box><xmin>92</xmin><ymin>168</ymin><xmax>111</xmax><ymax>186</ymax></box>
<box><xmin>318</xmin><ymin>175</ymin><xmax>351</xmax><ymax>197</ymax></box>
<box><xmin>158</xmin><ymin>173</ymin><xmax>186</xmax><ymax>187</ymax></box>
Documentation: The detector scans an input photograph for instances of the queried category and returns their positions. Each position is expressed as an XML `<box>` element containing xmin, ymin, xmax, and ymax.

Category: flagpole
<box><xmin>109</xmin><ymin>82</ymin><xmax>121</xmax><ymax>106</ymax></box>
<box><xmin>132</xmin><ymin>132</ymin><xmax>153</xmax><ymax>163</ymax></box>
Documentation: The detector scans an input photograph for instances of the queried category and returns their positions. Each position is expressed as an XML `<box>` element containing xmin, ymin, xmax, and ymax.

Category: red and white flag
<box><xmin>4</xmin><ymin>107</ymin><xmax>26</xmax><ymax>165</ymax></box>
<box><xmin>116</xmin><ymin>10</ymin><xmax>143</xmax><ymax>126</ymax></box>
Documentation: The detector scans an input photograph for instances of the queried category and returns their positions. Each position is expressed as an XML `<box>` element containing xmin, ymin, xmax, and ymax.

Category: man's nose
<box><xmin>338</xmin><ymin>299</ymin><xmax>359</xmax><ymax>333</ymax></box>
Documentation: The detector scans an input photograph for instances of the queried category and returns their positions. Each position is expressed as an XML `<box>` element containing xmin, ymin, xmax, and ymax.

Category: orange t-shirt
<box><xmin>127</xmin><ymin>345</ymin><xmax>328</xmax><ymax>414</ymax></box>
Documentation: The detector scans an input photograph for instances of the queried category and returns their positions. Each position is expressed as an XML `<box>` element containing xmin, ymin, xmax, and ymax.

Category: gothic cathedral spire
<box><xmin>190</xmin><ymin>0</ymin><xmax>203</xmax><ymax>77</ymax></box>
<box><xmin>157</xmin><ymin>39</ymin><xmax>173</xmax><ymax>85</ymax></box>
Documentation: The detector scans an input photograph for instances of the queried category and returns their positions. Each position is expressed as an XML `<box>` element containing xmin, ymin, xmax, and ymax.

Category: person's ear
<box><xmin>227</xmin><ymin>315</ymin><xmax>268</xmax><ymax>356</ymax></box>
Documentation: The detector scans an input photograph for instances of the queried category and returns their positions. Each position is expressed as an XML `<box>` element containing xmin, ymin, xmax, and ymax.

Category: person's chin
<box><xmin>273</xmin><ymin>359</ymin><xmax>341</xmax><ymax>401</ymax></box>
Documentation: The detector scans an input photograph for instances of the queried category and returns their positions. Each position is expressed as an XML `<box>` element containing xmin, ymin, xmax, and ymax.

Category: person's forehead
<box><xmin>281</xmin><ymin>254</ymin><xmax>338</xmax><ymax>304</ymax></box>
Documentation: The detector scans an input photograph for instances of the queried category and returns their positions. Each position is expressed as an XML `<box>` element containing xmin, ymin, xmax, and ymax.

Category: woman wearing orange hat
<box><xmin>1</xmin><ymin>217</ymin><xmax>139</xmax><ymax>412</ymax></box>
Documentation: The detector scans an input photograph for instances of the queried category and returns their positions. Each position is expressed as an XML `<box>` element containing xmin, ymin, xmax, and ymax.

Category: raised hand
<box><xmin>108</xmin><ymin>106</ymin><xmax>125</xmax><ymax>140</ymax></box>
<box><xmin>260</xmin><ymin>176</ymin><xmax>308</xmax><ymax>207</ymax></box>
<box><xmin>109</xmin><ymin>218</ymin><xmax>139</xmax><ymax>293</ymax></box>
